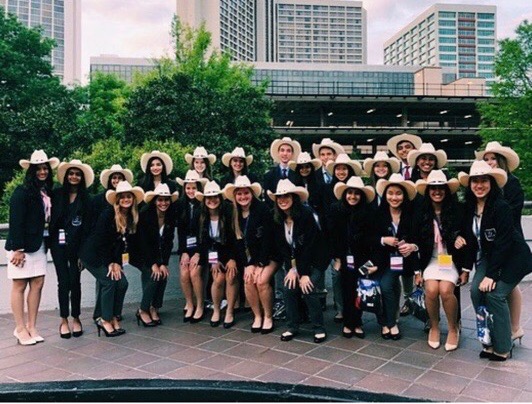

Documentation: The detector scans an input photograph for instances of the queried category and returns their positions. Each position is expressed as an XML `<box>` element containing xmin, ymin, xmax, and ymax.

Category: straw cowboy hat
<box><xmin>458</xmin><ymin>160</ymin><xmax>508</xmax><ymax>189</ymax></box>
<box><xmin>222</xmin><ymin>147</ymin><xmax>253</xmax><ymax>167</ymax></box>
<box><xmin>363</xmin><ymin>151</ymin><xmax>401</xmax><ymax>175</ymax></box>
<box><xmin>195</xmin><ymin>181</ymin><xmax>224</xmax><ymax>202</ymax></box>
<box><xmin>407</xmin><ymin>143</ymin><xmax>447</xmax><ymax>169</ymax></box>
<box><xmin>334</xmin><ymin>176</ymin><xmax>376</xmax><ymax>203</ymax></box>
<box><xmin>140</xmin><ymin>150</ymin><xmax>173</xmax><ymax>175</ymax></box>
<box><xmin>19</xmin><ymin>150</ymin><xmax>60</xmax><ymax>170</ymax></box>
<box><xmin>185</xmin><ymin>146</ymin><xmax>216</xmax><ymax>165</ymax></box>
<box><xmin>100</xmin><ymin>164</ymin><xmax>134</xmax><ymax>189</ymax></box>
<box><xmin>176</xmin><ymin>170</ymin><xmax>209</xmax><ymax>187</ymax></box>
<box><xmin>415</xmin><ymin>170</ymin><xmax>460</xmax><ymax>196</ymax></box>
<box><xmin>144</xmin><ymin>183</ymin><xmax>179</xmax><ymax>204</ymax></box>
<box><xmin>326</xmin><ymin>153</ymin><xmax>363</xmax><ymax>177</ymax></box>
<box><xmin>267</xmin><ymin>179</ymin><xmax>309</xmax><ymax>202</ymax></box>
<box><xmin>287</xmin><ymin>152</ymin><xmax>322</xmax><ymax>171</ymax></box>
<box><xmin>269</xmin><ymin>137</ymin><xmax>302</xmax><ymax>163</ymax></box>
<box><xmin>386</xmin><ymin>133</ymin><xmax>423</xmax><ymax>159</ymax></box>
<box><xmin>312</xmin><ymin>138</ymin><xmax>345</xmax><ymax>158</ymax></box>
<box><xmin>57</xmin><ymin>159</ymin><xmax>95</xmax><ymax>187</ymax></box>
<box><xmin>376</xmin><ymin>173</ymin><xmax>417</xmax><ymax>201</ymax></box>
<box><xmin>474</xmin><ymin>141</ymin><xmax>520</xmax><ymax>172</ymax></box>
<box><xmin>223</xmin><ymin>175</ymin><xmax>262</xmax><ymax>202</ymax></box>
<box><xmin>106</xmin><ymin>181</ymin><xmax>145</xmax><ymax>205</ymax></box>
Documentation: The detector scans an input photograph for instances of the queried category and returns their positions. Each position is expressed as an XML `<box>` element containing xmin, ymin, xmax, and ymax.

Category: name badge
<box><xmin>186</xmin><ymin>237</ymin><xmax>197</xmax><ymax>248</ymax></box>
<box><xmin>438</xmin><ymin>254</ymin><xmax>453</xmax><ymax>270</ymax></box>
<box><xmin>346</xmin><ymin>255</ymin><xmax>355</xmax><ymax>271</ymax></box>
<box><xmin>122</xmin><ymin>253</ymin><xmax>129</xmax><ymax>266</ymax></box>
<box><xmin>208</xmin><ymin>251</ymin><xmax>218</xmax><ymax>265</ymax></box>
<box><xmin>390</xmin><ymin>256</ymin><xmax>403</xmax><ymax>271</ymax></box>
<box><xmin>58</xmin><ymin>229</ymin><xmax>66</xmax><ymax>245</ymax></box>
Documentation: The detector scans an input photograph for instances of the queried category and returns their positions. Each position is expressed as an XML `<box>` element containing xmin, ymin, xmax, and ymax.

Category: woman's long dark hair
<box><xmin>294</xmin><ymin>164</ymin><xmax>318</xmax><ymax>187</ymax></box>
<box><xmin>464</xmin><ymin>176</ymin><xmax>502</xmax><ymax>223</ymax></box>
<box><xmin>24</xmin><ymin>162</ymin><xmax>53</xmax><ymax>197</ymax></box>
<box><xmin>59</xmin><ymin>167</ymin><xmax>90</xmax><ymax>217</ymax></box>
<box><xmin>141</xmin><ymin>157</ymin><xmax>170</xmax><ymax>191</ymax></box>
<box><xmin>419</xmin><ymin>185</ymin><xmax>457</xmax><ymax>243</ymax></box>
<box><xmin>227</xmin><ymin>158</ymin><xmax>249</xmax><ymax>179</ymax></box>
<box><xmin>106</xmin><ymin>172</ymin><xmax>125</xmax><ymax>191</ymax></box>
<box><xmin>331</xmin><ymin>165</ymin><xmax>356</xmax><ymax>186</ymax></box>
<box><xmin>190</xmin><ymin>158</ymin><xmax>213</xmax><ymax>181</ymax></box>
<box><xmin>273</xmin><ymin>194</ymin><xmax>304</xmax><ymax>224</ymax></box>
<box><xmin>198</xmin><ymin>195</ymin><xmax>228</xmax><ymax>244</ymax></box>
<box><xmin>178</xmin><ymin>181</ymin><xmax>203</xmax><ymax>224</ymax></box>
<box><xmin>378</xmin><ymin>184</ymin><xmax>412</xmax><ymax>213</ymax></box>
<box><xmin>143</xmin><ymin>195</ymin><xmax>176</xmax><ymax>227</ymax></box>
<box><xmin>369</xmin><ymin>162</ymin><xmax>392</xmax><ymax>187</ymax></box>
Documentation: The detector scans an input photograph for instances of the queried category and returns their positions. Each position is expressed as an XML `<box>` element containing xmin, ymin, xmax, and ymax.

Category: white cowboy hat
<box><xmin>99</xmin><ymin>164</ymin><xmax>134</xmax><ymax>189</ymax></box>
<box><xmin>176</xmin><ymin>170</ymin><xmax>209</xmax><ymax>187</ymax></box>
<box><xmin>376</xmin><ymin>173</ymin><xmax>417</xmax><ymax>201</ymax></box>
<box><xmin>140</xmin><ymin>150</ymin><xmax>173</xmax><ymax>175</ymax></box>
<box><xmin>407</xmin><ymin>143</ymin><xmax>447</xmax><ymax>169</ymax></box>
<box><xmin>415</xmin><ymin>170</ymin><xmax>460</xmax><ymax>195</ymax></box>
<box><xmin>287</xmin><ymin>152</ymin><xmax>322</xmax><ymax>171</ymax></box>
<box><xmin>144</xmin><ymin>183</ymin><xmax>179</xmax><ymax>204</ymax></box>
<box><xmin>269</xmin><ymin>137</ymin><xmax>302</xmax><ymax>163</ymax></box>
<box><xmin>19</xmin><ymin>150</ymin><xmax>60</xmax><ymax>170</ymax></box>
<box><xmin>474</xmin><ymin>141</ymin><xmax>520</xmax><ymax>172</ymax></box>
<box><xmin>195</xmin><ymin>180</ymin><xmax>224</xmax><ymax>202</ymax></box>
<box><xmin>312</xmin><ymin>138</ymin><xmax>345</xmax><ymax>158</ymax></box>
<box><xmin>185</xmin><ymin>146</ymin><xmax>216</xmax><ymax>165</ymax></box>
<box><xmin>223</xmin><ymin>175</ymin><xmax>262</xmax><ymax>202</ymax></box>
<box><xmin>334</xmin><ymin>176</ymin><xmax>376</xmax><ymax>203</ymax></box>
<box><xmin>106</xmin><ymin>181</ymin><xmax>145</xmax><ymax>205</ymax></box>
<box><xmin>326</xmin><ymin>153</ymin><xmax>363</xmax><ymax>177</ymax></box>
<box><xmin>267</xmin><ymin>179</ymin><xmax>309</xmax><ymax>202</ymax></box>
<box><xmin>221</xmin><ymin>147</ymin><xmax>253</xmax><ymax>167</ymax></box>
<box><xmin>57</xmin><ymin>159</ymin><xmax>95</xmax><ymax>187</ymax></box>
<box><xmin>386</xmin><ymin>133</ymin><xmax>423</xmax><ymax>159</ymax></box>
<box><xmin>458</xmin><ymin>160</ymin><xmax>508</xmax><ymax>189</ymax></box>
<box><xmin>363</xmin><ymin>151</ymin><xmax>401</xmax><ymax>175</ymax></box>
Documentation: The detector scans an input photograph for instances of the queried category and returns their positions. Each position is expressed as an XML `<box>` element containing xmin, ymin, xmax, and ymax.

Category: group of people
<box><xmin>5</xmin><ymin>134</ymin><xmax>530</xmax><ymax>363</ymax></box>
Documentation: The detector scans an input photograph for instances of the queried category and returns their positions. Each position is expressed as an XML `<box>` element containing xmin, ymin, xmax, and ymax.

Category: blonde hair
<box><xmin>113</xmin><ymin>194</ymin><xmax>139</xmax><ymax>234</ymax></box>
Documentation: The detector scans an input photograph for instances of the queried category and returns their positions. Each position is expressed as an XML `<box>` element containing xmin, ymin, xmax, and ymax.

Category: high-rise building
<box><xmin>90</xmin><ymin>55</ymin><xmax>157</xmax><ymax>83</ymax></box>
<box><xmin>383</xmin><ymin>4</ymin><xmax>496</xmax><ymax>87</ymax></box>
<box><xmin>176</xmin><ymin>0</ymin><xmax>367</xmax><ymax>64</ymax></box>
<box><xmin>1</xmin><ymin>0</ymin><xmax>81</xmax><ymax>84</ymax></box>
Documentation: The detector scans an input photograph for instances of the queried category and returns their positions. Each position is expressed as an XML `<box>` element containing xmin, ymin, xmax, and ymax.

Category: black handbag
<box><xmin>355</xmin><ymin>278</ymin><xmax>383</xmax><ymax>315</ymax></box>
<box><xmin>409</xmin><ymin>287</ymin><xmax>429</xmax><ymax>323</ymax></box>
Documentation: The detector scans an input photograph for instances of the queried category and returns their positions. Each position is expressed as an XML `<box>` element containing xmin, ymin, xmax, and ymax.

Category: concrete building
<box><xmin>383</xmin><ymin>4</ymin><xmax>496</xmax><ymax>87</ymax></box>
<box><xmin>90</xmin><ymin>55</ymin><xmax>157</xmax><ymax>83</ymax></box>
<box><xmin>1</xmin><ymin>0</ymin><xmax>81</xmax><ymax>85</ymax></box>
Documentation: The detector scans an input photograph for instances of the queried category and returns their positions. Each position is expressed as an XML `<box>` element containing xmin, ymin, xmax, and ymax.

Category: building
<box><xmin>1</xmin><ymin>0</ymin><xmax>81</xmax><ymax>84</ymax></box>
<box><xmin>176</xmin><ymin>0</ymin><xmax>367</xmax><ymax>64</ymax></box>
<box><xmin>90</xmin><ymin>55</ymin><xmax>157</xmax><ymax>83</ymax></box>
<box><xmin>383</xmin><ymin>4</ymin><xmax>496</xmax><ymax>88</ymax></box>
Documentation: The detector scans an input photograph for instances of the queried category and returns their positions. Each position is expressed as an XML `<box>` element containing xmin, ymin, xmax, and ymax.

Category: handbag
<box><xmin>476</xmin><ymin>305</ymin><xmax>492</xmax><ymax>345</ymax></box>
<box><xmin>409</xmin><ymin>287</ymin><xmax>429</xmax><ymax>323</ymax></box>
<box><xmin>355</xmin><ymin>278</ymin><xmax>383</xmax><ymax>314</ymax></box>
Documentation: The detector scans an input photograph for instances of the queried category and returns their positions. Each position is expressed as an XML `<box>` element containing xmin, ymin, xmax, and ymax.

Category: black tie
<box><xmin>282</xmin><ymin>168</ymin><xmax>287</xmax><ymax>179</ymax></box>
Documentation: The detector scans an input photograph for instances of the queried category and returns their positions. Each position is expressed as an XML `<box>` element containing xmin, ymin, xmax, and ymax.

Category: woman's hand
<box><xmin>454</xmin><ymin>236</ymin><xmax>467</xmax><ymax>250</ymax></box>
<box><xmin>367</xmin><ymin>266</ymin><xmax>378</xmax><ymax>275</ymax></box>
<box><xmin>189</xmin><ymin>253</ymin><xmax>200</xmax><ymax>270</ymax></box>
<box><xmin>244</xmin><ymin>265</ymin><xmax>256</xmax><ymax>284</ymax></box>
<box><xmin>284</xmin><ymin>269</ymin><xmax>298</xmax><ymax>290</ymax></box>
<box><xmin>107</xmin><ymin>263</ymin><xmax>123</xmax><ymax>280</ymax></box>
<box><xmin>398</xmin><ymin>242</ymin><xmax>416</xmax><ymax>257</ymax></box>
<box><xmin>159</xmin><ymin>265</ymin><xmax>169</xmax><ymax>279</ymax></box>
<box><xmin>299</xmin><ymin>275</ymin><xmax>314</xmax><ymax>294</ymax></box>
<box><xmin>479</xmin><ymin>276</ymin><xmax>496</xmax><ymax>292</ymax></box>
<box><xmin>458</xmin><ymin>271</ymin><xmax>469</xmax><ymax>286</ymax></box>
<box><xmin>180</xmin><ymin>253</ymin><xmax>190</xmax><ymax>270</ymax></box>
<box><xmin>211</xmin><ymin>263</ymin><xmax>221</xmax><ymax>277</ymax></box>
<box><xmin>151</xmin><ymin>264</ymin><xmax>161</xmax><ymax>281</ymax></box>
<box><xmin>414</xmin><ymin>273</ymin><xmax>423</xmax><ymax>287</ymax></box>
<box><xmin>225</xmin><ymin>259</ymin><xmax>237</xmax><ymax>280</ymax></box>
<box><xmin>10</xmin><ymin>251</ymin><xmax>25</xmax><ymax>267</ymax></box>
<box><xmin>382</xmin><ymin>237</ymin><xmax>398</xmax><ymax>247</ymax></box>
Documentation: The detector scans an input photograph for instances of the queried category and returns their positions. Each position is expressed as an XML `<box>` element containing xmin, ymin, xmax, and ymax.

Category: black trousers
<box><xmin>341</xmin><ymin>267</ymin><xmax>363</xmax><ymax>329</ymax></box>
<box><xmin>139</xmin><ymin>265</ymin><xmax>167</xmax><ymax>311</ymax></box>
<box><xmin>51</xmin><ymin>245</ymin><xmax>81</xmax><ymax>319</ymax></box>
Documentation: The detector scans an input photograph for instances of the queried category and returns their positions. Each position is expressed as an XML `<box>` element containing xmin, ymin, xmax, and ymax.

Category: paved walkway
<box><xmin>0</xmin><ymin>281</ymin><xmax>530</xmax><ymax>402</ymax></box>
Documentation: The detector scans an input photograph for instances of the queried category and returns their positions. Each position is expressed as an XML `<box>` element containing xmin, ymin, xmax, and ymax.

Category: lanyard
<box><xmin>121</xmin><ymin>232</ymin><xmax>128</xmax><ymax>253</ymax></box>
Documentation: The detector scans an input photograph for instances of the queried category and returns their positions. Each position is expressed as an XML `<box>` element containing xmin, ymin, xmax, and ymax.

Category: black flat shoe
<box><xmin>223</xmin><ymin>320</ymin><xmax>235</xmax><ymax>329</ymax></box>
<box><xmin>251</xmin><ymin>326</ymin><xmax>262</xmax><ymax>333</ymax></box>
<box><xmin>342</xmin><ymin>330</ymin><xmax>353</xmax><ymax>339</ymax></box>
<box><xmin>354</xmin><ymin>330</ymin><xmax>365</xmax><ymax>339</ymax></box>
<box><xmin>390</xmin><ymin>332</ymin><xmax>402</xmax><ymax>341</ymax></box>
<box><xmin>210</xmin><ymin>319</ymin><xmax>221</xmax><ymax>328</ymax></box>
<box><xmin>381</xmin><ymin>331</ymin><xmax>391</xmax><ymax>340</ymax></box>
<box><xmin>488</xmin><ymin>350</ymin><xmax>512</xmax><ymax>362</ymax></box>
<box><xmin>261</xmin><ymin>326</ymin><xmax>274</xmax><ymax>335</ymax></box>
<box><xmin>184</xmin><ymin>315</ymin><xmax>192</xmax><ymax>323</ymax></box>
<box><xmin>479</xmin><ymin>349</ymin><xmax>493</xmax><ymax>359</ymax></box>
<box><xmin>59</xmin><ymin>324</ymin><xmax>71</xmax><ymax>339</ymax></box>
<box><xmin>314</xmin><ymin>333</ymin><xmax>327</xmax><ymax>344</ymax></box>
<box><xmin>72</xmin><ymin>328</ymin><xmax>83</xmax><ymax>338</ymax></box>
<box><xmin>190</xmin><ymin>313</ymin><xmax>205</xmax><ymax>324</ymax></box>
<box><xmin>280</xmin><ymin>331</ymin><xmax>295</xmax><ymax>342</ymax></box>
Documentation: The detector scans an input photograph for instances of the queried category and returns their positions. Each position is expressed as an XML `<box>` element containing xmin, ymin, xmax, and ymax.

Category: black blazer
<box><xmin>263</xmin><ymin>165</ymin><xmax>298</xmax><ymax>207</ymax></box>
<box><xmin>220</xmin><ymin>172</ymin><xmax>259</xmax><ymax>189</ymax></box>
<box><xmin>139</xmin><ymin>178</ymin><xmax>178</xmax><ymax>194</ymax></box>
<box><xmin>293</xmin><ymin>173</ymin><xmax>323</xmax><ymax>220</ymax></box>
<box><xmin>503</xmin><ymin>174</ymin><xmax>524</xmax><ymax>236</ymax></box>
<box><xmin>176</xmin><ymin>198</ymin><xmax>201</xmax><ymax>256</ymax></box>
<box><xmin>5</xmin><ymin>186</ymin><xmax>48</xmax><ymax>253</ymax></box>
<box><xmin>138</xmin><ymin>207</ymin><xmax>175</xmax><ymax>267</ymax></box>
<box><xmin>461</xmin><ymin>198</ymin><xmax>531</xmax><ymax>284</ymax></box>
<box><xmin>91</xmin><ymin>192</ymin><xmax>110</xmax><ymax>227</ymax></box>
<box><xmin>198</xmin><ymin>203</ymin><xmax>236</xmax><ymax>267</ymax></box>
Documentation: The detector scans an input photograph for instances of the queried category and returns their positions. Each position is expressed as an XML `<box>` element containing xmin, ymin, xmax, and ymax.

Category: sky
<box><xmin>81</xmin><ymin>0</ymin><xmax>532</xmax><ymax>83</ymax></box>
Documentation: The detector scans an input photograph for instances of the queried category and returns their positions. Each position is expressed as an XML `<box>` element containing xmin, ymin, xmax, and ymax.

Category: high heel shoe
<box><xmin>59</xmin><ymin>324</ymin><xmax>71</xmax><ymax>339</ymax></box>
<box><xmin>512</xmin><ymin>327</ymin><xmax>524</xmax><ymax>345</ymax></box>
<box><xmin>13</xmin><ymin>329</ymin><xmax>36</xmax><ymax>346</ymax></box>
<box><xmin>489</xmin><ymin>349</ymin><xmax>512</xmax><ymax>362</ymax></box>
<box><xmin>96</xmin><ymin>320</ymin><xmax>120</xmax><ymax>337</ymax></box>
<box><xmin>428</xmin><ymin>328</ymin><xmax>441</xmax><ymax>350</ymax></box>
<box><xmin>136</xmin><ymin>310</ymin><xmax>157</xmax><ymax>327</ymax></box>
<box><xmin>444</xmin><ymin>330</ymin><xmax>460</xmax><ymax>352</ymax></box>
<box><xmin>314</xmin><ymin>333</ymin><xmax>327</xmax><ymax>344</ymax></box>
<box><xmin>190</xmin><ymin>311</ymin><xmax>205</xmax><ymax>324</ymax></box>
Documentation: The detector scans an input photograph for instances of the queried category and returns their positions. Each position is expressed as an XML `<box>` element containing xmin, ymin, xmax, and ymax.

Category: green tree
<box><xmin>477</xmin><ymin>20</ymin><xmax>532</xmax><ymax>197</ymax></box>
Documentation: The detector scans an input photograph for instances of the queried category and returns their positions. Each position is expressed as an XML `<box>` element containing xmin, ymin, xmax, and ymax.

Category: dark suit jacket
<box><xmin>263</xmin><ymin>165</ymin><xmax>298</xmax><ymax>207</ymax></box>
<box><xmin>198</xmin><ymin>203</ymin><xmax>236</xmax><ymax>267</ymax></box>
<box><xmin>503</xmin><ymin>174</ymin><xmax>524</xmax><ymax>236</ymax></box>
<box><xmin>91</xmin><ymin>192</ymin><xmax>110</xmax><ymax>227</ymax></box>
<box><xmin>138</xmin><ymin>207</ymin><xmax>175</xmax><ymax>267</ymax></box>
<box><xmin>176</xmin><ymin>198</ymin><xmax>201</xmax><ymax>256</ymax></box>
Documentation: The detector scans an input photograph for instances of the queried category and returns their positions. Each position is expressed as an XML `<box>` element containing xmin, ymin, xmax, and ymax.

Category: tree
<box><xmin>477</xmin><ymin>20</ymin><xmax>532</xmax><ymax>198</ymax></box>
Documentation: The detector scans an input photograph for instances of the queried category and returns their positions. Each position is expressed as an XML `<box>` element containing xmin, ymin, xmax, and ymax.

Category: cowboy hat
<box><xmin>221</xmin><ymin>147</ymin><xmax>253</xmax><ymax>167</ymax></box>
<box><xmin>144</xmin><ymin>183</ymin><xmax>179</xmax><ymax>204</ymax></box>
<box><xmin>267</xmin><ymin>179</ymin><xmax>308</xmax><ymax>202</ymax></box>
<box><xmin>269</xmin><ymin>137</ymin><xmax>302</xmax><ymax>163</ymax></box>
<box><xmin>140</xmin><ymin>151</ymin><xmax>173</xmax><ymax>175</ymax></box>
<box><xmin>458</xmin><ymin>160</ymin><xmax>508</xmax><ymax>188</ymax></box>
<box><xmin>312</xmin><ymin>138</ymin><xmax>345</xmax><ymax>158</ymax></box>
<box><xmin>57</xmin><ymin>159</ymin><xmax>95</xmax><ymax>187</ymax></box>
<box><xmin>287</xmin><ymin>152</ymin><xmax>322</xmax><ymax>171</ymax></box>
<box><xmin>415</xmin><ymin>170</ymin><xmax>460</xmax><ymax>195</ymax></box>
<box><xmin>386</xmin><ymin>133</ymin><xmax>423</xmax><ymax>159</ymax></box>
<box><xmin>19</xmin><ymin>150</ymin><xmax>60</xmax><ymax>170</ymax></box>
<box><xmin>334</xmin><ymin>176</ymin><xmax>376</xmax><ymax>202</ymax></box>
<box><xmin>326</xmin><ymin>153</ymin><xmax>363</xmax><ymax>177</ymax></box>
<box><xmin>100</xmin><ymin>164</ymin><xmax>134</xmax><ymax>189</ymax></box>
<box><xmin>376</xmin><ymin>173</ymin><xmax>417</xmax><ymax>201</ymax></box>
<box><xmin>474</xmin><ymin>141</ymin><xmax>520</xmax><ymax>172</ymax></box>
<box><xmin>185</xmin><ymin>146</ymin><xmax>216</xmax><ymax>165</ymax></box>
<box><xmin>176</xmin><ymin>170</ymin><xmax>209</xmax><ymax>187</ymax></box>
<box><xmin>363</xmin><ymin>151</ymin><xmax>401</xmax><ymax>175</ymax></box>
<box><xmin>195</xmin><ymin>180</ymin><xmax>224</xmax><ymax>202</ymax></box>
<box><xmin>223</xmin><ymin>175</ymin><xmax>262</xmax><ymax>202</ymax></box>
<box><xmin>106</xmin><ymin>181</ymin><xmax>145</xmax><ymax>205</ymax></box>
<box><xmin>407</xmin><ymin>143</ymin><xmax>447</xmax><ymax>169</ymax></box>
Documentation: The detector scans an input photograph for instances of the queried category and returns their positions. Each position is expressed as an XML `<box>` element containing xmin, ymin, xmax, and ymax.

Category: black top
<box><xmin>139</xmin><ymin>179</ymin><xmax>178</xmax><ymax>193</ymax></box>
<box><xmin>293</xmin><ymin>173</ymin><xmax>323</xmax><ymax>221</ymax></box>
<box><xmin>503</xmin><ymin>174</ymin><xmax>524</xmax><ymax>236</ymax></box>
<box><xmin>220</xmin><ymin>172</ymin><xmax>259</xmax><ymax>189</ymax></box>
<box><xmin>198</xmin><ymin>203</ymin><xmax>236</xmax><ymax>267</ymax></box>
<box><xmin>138</xmin><ymin>207</ymin><xmax>175</xmax><ymax>267</ymax></box>
<box><xmin>176</xmin><ymin>198</ymin><xmax>201</xmax><ymax>256</ymax></box>
<box><xmin>91</xmin><ymin>192</ymin><xmax>110</xmax><ymax>227</ymax></box>
<box><xmin>262</xmin><ymin>165</ymin><xmax>299</xmax><ymax>207</ymax></box>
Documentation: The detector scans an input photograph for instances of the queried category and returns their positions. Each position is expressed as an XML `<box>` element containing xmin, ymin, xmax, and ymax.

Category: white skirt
<box><xmin>423</xmin><ymin>244</ymin><xmax>459</xmax><ymax>284</ymax></box>
<box><xmin>6</xmin><ymin>242</ymin><xmax>47</xmax><ymax>280</ymax></box>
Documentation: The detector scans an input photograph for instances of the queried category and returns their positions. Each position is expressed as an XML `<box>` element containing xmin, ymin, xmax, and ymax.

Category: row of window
<box><xmin>439</xmin><ymin>11</ymin><xmax>494</xmax><ymax>20</ymax></box>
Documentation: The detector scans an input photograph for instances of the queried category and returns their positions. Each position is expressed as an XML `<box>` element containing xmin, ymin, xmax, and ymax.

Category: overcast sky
<box><xmin>81</xmin><ymin>0</ymin><xmax>531</xmax><ymax>83</ymax></box>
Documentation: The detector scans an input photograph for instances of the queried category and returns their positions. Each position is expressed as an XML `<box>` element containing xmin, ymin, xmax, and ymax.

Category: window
<box><xmin>439</xmin><ymin>19</ymin><xmax>456</xmax><ymax>27</ymax></box>
<box><xmin>440</xmin><ymin>54</ymin><xmax>456</xmax><ymax>61</ymax></box>
<box><xmin>478</xmin><ymin>38</ymin><xmax>494</xmax><ymax>45</ymax></box>
<box><xmin>478</xmin><ymin>13</ymin><xmax>495</xmax><ymax>20</ymax></box>
<box><xmin>478</xmin><ymin>47</ymin><xmax>495</xmax><ymax>53</ymax></box>
<box><xmin>478</xmin><ymin>30</ymin><xmax>494</xmax><ymax>37</ymax></box>
<box><xmin>439</xmin><ymin>11</ymin><xmax>456</xmax><ymax>18</ymax></box>
<box><xmin>478</xmin><ymin>63</ymin><xmax>494</xmax><ymax>71</ymax></box>
<box><xmin>478</xmin><ymin>21</ymin><xmax>494</xmax><ymax>28</ymax></box>
<box><xmin>459</xmin><ymin>12</ymin><xmax>475</xmax><ymax>19</ymax></box>
<box><xmin>478</xmin><ymin>55</ymin><xmax>494</xmax><ymax>61</ymax></box>
<box><xmin>440</xmin><ymin>37</ymin><xmax>456</xmax><ymax>43</ymax></box>
<box><xmin>439</xmin><ymin>45</ymin><xmax>456</xmax><ymax>52</ymax></box>
<box><xmin>439</xmin><ymin>28</ymin><xmax>456</xmax><ymax>36</ymax></box>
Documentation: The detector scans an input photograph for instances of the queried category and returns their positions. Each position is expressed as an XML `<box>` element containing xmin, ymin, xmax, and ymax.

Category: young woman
<box><xmin>50</xmin><ymin>159</ymin><xmax>94</xmax><ymax>339</ymax></box>
<box><xmin>137</xmin><ymin>183</ymin><xmax>178</xmax><ymax>327</ymax></box>
<box><xmin>329</xmin><ymin>176</ymin><xmax>376</xmax><ymax>339</ymax></box>
<box><xmin>79</xmin><ymin>181</ymin><xmax>144</xmax><ymax>337</ymax></box>
<box><xmin>288</xmin><ymin>152</ymin><xmax>323</xmax><ymax>216</ymax></box>
<box><xmin>93</xmin><ymin>164</ymin><xmax>134</xmax><ymax>221</ymax></box>
<box><xmin>269</xmin><ymin>179</ymin><xmax>327</xmax><ymax>344</ymax></box>
<box><xmin>374</xmin><ymin>174</ymin><xmax>419</xmax><ymax>340</ymax></box>
<box><xmin>458</xmin><ymin>161</ymin><xmax>531</xmax><ymax>361</ymax></box>
<box><xmin>139</xmin><ymin>150</ymin><xmax>177</xmax><ymax>193</ymax></box>
<box><xmin>414</xmin><ymin>170</ymin><xmax>470</xmax><ymax>351</ymax></box>
<box><xmin>176</xmin><ymin>170</ymin><xmax>208</xmax><ymax>323</ymax></box>
<box><xmin>407</xmin><ymin>143</ymin><xmax>447</xmax><ymax>183</ymax></box>
<box><xmin>196</xmin><ymin>181</ymin><xmax>237</xmax><ymax>328</ymax></box>
<box><xmin>185</xmin><ymin>146</ymin><xmax>216</xmax><ymax>181</ymax></box>
<box><xmin>220</xmin><ymin>147</ymin><xmax>257</xmax><ymax>187</ymax></box>
<box><xmin>363</xmin><ymin>151</ymin><xmax>400</xmax><ymax>209</ymax></box>
<box><xmin>6</xmin><ymin>150</ymin><xmax>59</xmax><ymax>345</ymax></box>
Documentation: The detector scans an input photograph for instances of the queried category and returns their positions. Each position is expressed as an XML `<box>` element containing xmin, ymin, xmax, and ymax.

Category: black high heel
<box><xmin>59</xmin><ymin>324</ymin><xmax>71</xmax><ymax>339</ymax></box>
<box><xmin>96</xmin><ymin>320</ymin><xmax>120</xmax><ymax>337</ymax></box>
<box><xmin>489</xmin><ymin>348</ymin><xmax>513</xmax><ymax>362</ymax></box>
<box><xmin>136</xmin><ymin>310</ymin><xmax>157</xmax><ymax>327</ymax></box>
